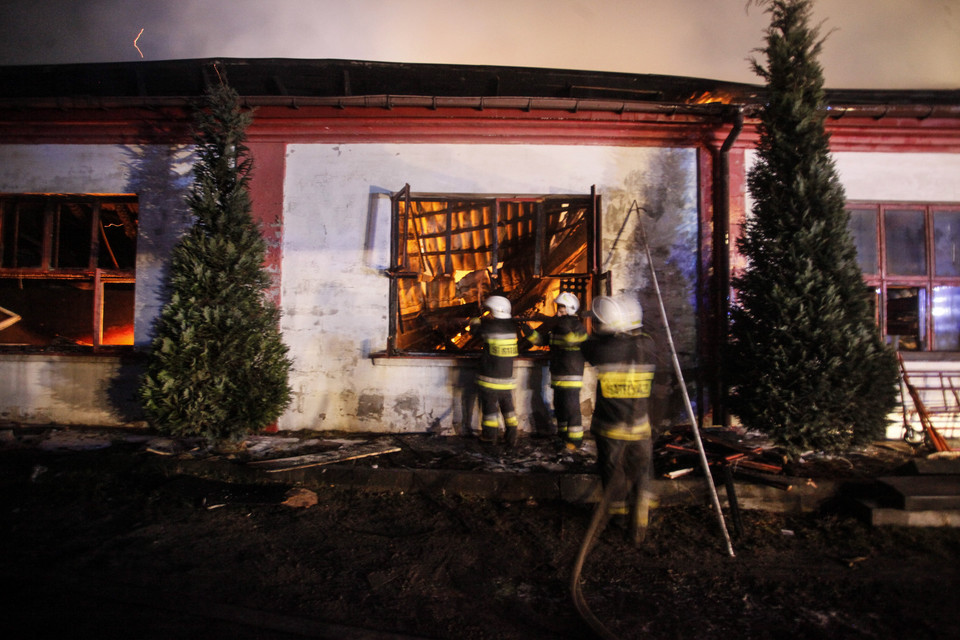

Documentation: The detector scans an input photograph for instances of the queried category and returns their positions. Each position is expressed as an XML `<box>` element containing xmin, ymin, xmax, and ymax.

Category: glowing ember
<box><xmin>134</xmin><ymin>28</ymin><xmax>144</xmax><ymax>58</ymax></box>
<box><xmin>74</xmin><ymin>324</ymin><xmax>135</xmax><ymax>347</ymax></box>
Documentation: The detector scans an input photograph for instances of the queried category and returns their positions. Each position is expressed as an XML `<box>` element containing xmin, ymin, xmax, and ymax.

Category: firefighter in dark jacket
<box><xmin>582</xmin><ymin>294</ymin><xmax>655</xmax><ymax>545</ymax></box>
<box><xmin>471</xmin><ymin>295</ymin><xmax>522</xmax><ymax>447</ymax></box>
<box><xmin>526</xmin><ymin>292</ymin><xmax>588</xmax><ymax>447</ymax></box>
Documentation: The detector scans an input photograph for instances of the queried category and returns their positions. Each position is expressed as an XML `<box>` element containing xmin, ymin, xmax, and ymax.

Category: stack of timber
<box><xmin>655</xmin><ymin>426</ymin><xmax>795</xmax><ymax>490</ymax></box>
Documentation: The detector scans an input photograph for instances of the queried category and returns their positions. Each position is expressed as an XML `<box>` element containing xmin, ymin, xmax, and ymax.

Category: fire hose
<box><xmin>569</xmin><ymin>447</ymin><xmax>628</xmax><ymax>640</ymax></box>
<box><xmin>570</xmin><ymin>200</ymin><xmax>735</xmax><ymax>638</ymax></box>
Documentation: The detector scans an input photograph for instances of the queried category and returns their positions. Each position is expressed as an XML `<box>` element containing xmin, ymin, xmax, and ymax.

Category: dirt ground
<box><xmin>2</xmin><ymin>430</ymin><xmax>959</xmax><ymax>640</ymax></box>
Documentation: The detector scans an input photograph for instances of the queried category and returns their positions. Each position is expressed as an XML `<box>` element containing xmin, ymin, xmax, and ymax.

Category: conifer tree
<box><xmin>139</xmin><ymin>83</ymin><xmax>292</xmax><ymax>440</ymax></box>
<box><xmin>727</xmin><ymin>0</ymin><xmax>898</xmax><ymax>456</ymax></box>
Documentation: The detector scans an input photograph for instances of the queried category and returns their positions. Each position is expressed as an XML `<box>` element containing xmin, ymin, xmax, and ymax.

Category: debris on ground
<box><xmin>654</xmin><ymin>425</ymin><xmax>921</xmax><ymax>486</ymax></box>
<box><xmin>0</xmin><ymin>422</ymin><xmax>934</xmax><ymax>483</ymax></box>
<box><xmin>281</xmin><ymin>487</ymin><xmax>319</xmax><ymax>508</ymax></box>
<box><xmin>248</xmin><ymin>441</ymin><xmax>402</xmax><ymax>472</ymax></box>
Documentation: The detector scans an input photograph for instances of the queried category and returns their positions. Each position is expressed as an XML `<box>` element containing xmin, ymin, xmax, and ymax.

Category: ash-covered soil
<box><xmin>1</xmin><ymin>433</ymin><xmax>958</xmax><ymax>639</ymax></box>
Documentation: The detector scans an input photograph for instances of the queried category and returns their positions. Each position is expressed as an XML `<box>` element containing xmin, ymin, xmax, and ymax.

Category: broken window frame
<box><xmin>385</xmin><ymin>185</ymin><xmax>601</xmax><ymax>356</ymax></box>
<box><xmin>0</xmin><ymin>194</ymin><xmax>138</xmax><ymax>352</ymax></box>
<box><xmin>847</xmin><ymin>201</ymin><xmax>960</xmax><ymax>352</ymax></box>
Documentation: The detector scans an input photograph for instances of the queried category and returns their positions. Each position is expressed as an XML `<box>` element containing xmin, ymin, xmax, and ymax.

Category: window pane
<box><xmin>886</xmin><ymin>287</ymin><xmax>925</xmax><ymax>351</ymax></box>
<box><xmin>98</xmin><ymin>202</ymin><xmax>138</xmax><ymax>269</ymax></box>
<box><xmin>933</xmin><ymin>286</ymin><xmax>960</xmax><ymax>351</ymax></box>
<box><xmin>55</xmin><ymin>202</ymin><xmax>93</xmax><ymax>268</ymax></box>
<box><xmin>2</xmin><ymin>201</ymin><xmax>45</xmax><ymax>268</ymax></box>
<box><xmin>847</xmin><ymin>208</ymin><xmax>878</xmax><ymax>274</ymax></box>
<box><xmin>0</xmin><ymin>278</ymin><xmax>93</xmax><ymax>346</ymax></box>
<box><xmin>543</xmin><ymin>197</ymin><xmax>590</xmax><ymax>275</ymax></box>
<box><xmin>934</xmin><ymin>210</ymin><xmax>960</xmax><ymax>277</ymax></box>
<box><xmin>884</xmin><ymin>209</ymin><xmax>927</xmax><ymax>275</ymax></box>
<box><xmin>102</xmin><ymin>281</ymin><xmax>136</xmax><ymax>345</ymax></box>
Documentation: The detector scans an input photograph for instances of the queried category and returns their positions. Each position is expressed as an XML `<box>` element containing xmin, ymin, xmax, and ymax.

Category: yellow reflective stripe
<box><xmin>488</xmin><ymin>338</ymin><xmax>518</xmax><ymax>358</ymax></box>
<box><xmin>552</xmin><ymin>379</ymin><xmax>583</xmax><ymax>388</ymax></box>
<box><xmin>598</xmin><ymin>370</ymin><xmax>654</xmax><ymax>398</ymax></box>
<box><xmin>477</xmin><ymin>376</ymin><xmax>516</xmax><ymax>390</ymax></box>
<box><xmin>595</xmin><ymin>421</ymin><xmax>651</xmax><ymax>441</ymax></box>
<box><xmin>550</xmin><ymin>332</ymin><xmax>587</xmax><ymax>348</ymax></box>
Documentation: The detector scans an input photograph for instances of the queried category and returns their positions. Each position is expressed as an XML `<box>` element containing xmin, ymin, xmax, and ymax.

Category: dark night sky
<box><xmin>0</xmin><ymin>0</ymin><xmax>958</xmax><ymax>89</ymax></box>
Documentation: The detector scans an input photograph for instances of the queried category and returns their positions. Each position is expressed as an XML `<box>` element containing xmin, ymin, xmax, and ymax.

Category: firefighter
<box><xmin>582</xmin><ymin>294</ymin><xmax>655</xmax><ymax>545</ymax></box>
<box><xmin>526</xmin><ymin>291</ymin><xmax>588</xmax><ymax>447</ymax></box>
<box><xmin>471</xmin><ymin>295</ymin><xmax>522</xmax><ymax>447</ymax></box>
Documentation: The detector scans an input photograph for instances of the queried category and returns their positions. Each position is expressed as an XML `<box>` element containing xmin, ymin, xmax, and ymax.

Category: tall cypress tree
<box><xmin>727</xmin><ymin>0</ymin><xmax>899</xmax><ymax>456</ymax></box>
<box><xmin>139</xmin><ymin>83</ymin><xmax>292</xmax><ymax>441</ymax></box>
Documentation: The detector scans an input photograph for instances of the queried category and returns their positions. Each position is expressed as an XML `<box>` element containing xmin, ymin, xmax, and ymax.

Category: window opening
<box><xmin>847</xmin><ymin>203</ymin><xmax>960</xmax><ymax>351</ymax></box>
<box><xmin>0</xmin><ymin>195</ymin><xmax>138</xmax><ymax>351</ymax></box>
<box><xmin>387</xmin><ymin>186</ymin><xmax>598</xmax><ymax>355</ymax></box>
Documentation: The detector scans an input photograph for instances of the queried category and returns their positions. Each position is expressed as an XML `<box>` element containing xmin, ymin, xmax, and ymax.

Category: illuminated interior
<box><xmin>0</xmin><ymin>195</ymin><xmax>137</xmax><ymax>349</ymax></box>
<box><xmin>391</xmin><ymin>192</ymin><xmax>595</xmax><ymax>353</ymax></box>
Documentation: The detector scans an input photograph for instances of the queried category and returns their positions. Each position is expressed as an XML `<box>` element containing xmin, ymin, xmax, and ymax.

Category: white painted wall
<box><xmin>835</xmin><ymin>152</ymin><xmax>960</xmax><ymax>202</ymax></box>
<box><xmin>279</xmin><ymin>143</ymin><xmax>700</xmax><ymax>433</ymax></box>
<box><xmin>0</xmin><ymin>141</ymin><xmax>701</xmax><ymax>433</ymax></box>
<box><xmin>744</xmin><ymin>149</ymin><xmax>960</xmax><ymax>206</ymax></box>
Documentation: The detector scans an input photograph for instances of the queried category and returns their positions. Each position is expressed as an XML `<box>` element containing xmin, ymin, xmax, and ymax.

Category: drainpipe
<box><xmin>711</xmin><ymin>106</ymin><xmax>743</xmax><ymax>427</ymax></box>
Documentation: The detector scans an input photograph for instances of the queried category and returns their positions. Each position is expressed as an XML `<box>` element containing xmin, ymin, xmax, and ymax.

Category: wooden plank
<box><xmin>729</xmin><ymin>468</ymin><xmax>795</xmax><ymax>491</ymax></box>
<box><xmin>729</xmin><ymin>458</ymin><xmax>783</xmax><ymax>473</ymax></box>
<box><xmin>249</xmin><ymin>443</ymin><xmax>402</xmax><ymax>473</ymax></box>
<box><xmin>700</xmin><ymin>432</ymin><xmax>765</xmax><ymax>456</ymax></box>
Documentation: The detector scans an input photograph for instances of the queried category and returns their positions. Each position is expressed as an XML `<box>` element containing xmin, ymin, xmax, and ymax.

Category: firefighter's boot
<box><xmin>504</xmin><ymin>425</ymin><xmax>519</xmax><ymax>448</ymax></box>
<box><xmin>628</xmin><ymin>491</ymin><xmax>655</xmax><ymax>546</ymax></box>
<box><xmin>565</xmin><ymin>424</ymin><xmax>584</xmax><ymax>449</ymax></box>
<box><xmin>480</xmin><ymin>424</ymin><xmax>500</xmax><ymax>445</ymax></box>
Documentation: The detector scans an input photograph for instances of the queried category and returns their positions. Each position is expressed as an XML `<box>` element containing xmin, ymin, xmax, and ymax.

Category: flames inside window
<box><xmin>389</xmin><ymin>189</ymin><xmax>596</xmax><ymax>354</ymax></box>
<box><xmin>0</xmin><ymin>194</ymin><xmax>138</xmax><ymax>350</ymax></box>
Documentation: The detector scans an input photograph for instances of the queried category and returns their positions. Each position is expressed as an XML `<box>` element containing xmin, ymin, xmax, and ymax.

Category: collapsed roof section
<box><xmin>390</xmin><ymin>190</ymin><xmax>594</xmax><ymax>354</ymax></box>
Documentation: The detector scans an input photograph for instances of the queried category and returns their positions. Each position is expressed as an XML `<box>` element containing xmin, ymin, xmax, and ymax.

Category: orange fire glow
<box><xmin>688</xmin><ymin>91</ymin><xmax>735</xmax><ymax>105</ymax></box>
<box><xmin>74</xmin><ymin>325</ymin><xmax>135</xmax><ymax>347</ymax></box>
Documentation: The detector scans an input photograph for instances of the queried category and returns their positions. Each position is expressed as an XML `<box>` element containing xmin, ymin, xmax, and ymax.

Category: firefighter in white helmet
<box><xmin>525</xmin><ymin>291</ymin><xmax>588</xmax><ymax>447</ymax></box>
<box><xmin>469</xmin><ymin>295</ymin><xmax>522</xmax><ymax>447</ymax></box>
<box><xmin>582</xmin><ymin>294</ymin><xmax>655</xmax><ymax>545</ymax></box>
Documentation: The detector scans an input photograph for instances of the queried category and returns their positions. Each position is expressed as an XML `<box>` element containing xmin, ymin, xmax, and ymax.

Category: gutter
<box><xmin>2</xmin><ymin>94</ymin><xmax>958</xmax><ymax>121</ymax></box>
<box><xmin>711</xmin><ymin>106</ymin><xmax>744</xmax><ymax>428</ymax></box>
<box><xmin>0</xmin><ymin>94</ymin><xmax>730</xmax><ymax>117</ymax></box>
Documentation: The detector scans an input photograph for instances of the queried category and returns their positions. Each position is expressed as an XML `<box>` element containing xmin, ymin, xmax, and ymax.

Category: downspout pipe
<box><xmin>711</xmin><ymin>106</ymin><xmax>743</xmax><ymax>427</ymax></box>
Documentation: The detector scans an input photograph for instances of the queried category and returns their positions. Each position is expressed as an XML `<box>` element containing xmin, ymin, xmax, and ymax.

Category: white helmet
<box><xmin>590</xmin><ymin>296</ymin><xmax>628</xmax><ymax>334</ymax></box>
<box><xmin>616</xmin><ymin>295</ymin><xmax>643</xmax><ymax>332</ymax></box>
<box><xmin>483</xmin><ymin>295</ymin><xmax>512</xmax><ymax>319</ymax></box>
<box><xmin>554</xmin><ymin>291</ymin><xmax>580</xmax><ymax>316</ymax></box>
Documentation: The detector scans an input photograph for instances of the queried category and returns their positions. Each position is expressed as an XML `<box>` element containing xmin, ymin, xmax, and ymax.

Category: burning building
<box><xmin>0</xmin><ymin>59</ymin><xmax>958</xmax><ymax>436</ymax></box>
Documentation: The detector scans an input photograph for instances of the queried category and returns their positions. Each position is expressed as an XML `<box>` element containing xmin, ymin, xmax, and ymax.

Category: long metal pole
<box><xmin>632</xmin><ymin>200</ymin><xmax>735</xmax><ymax>557</ymax></box>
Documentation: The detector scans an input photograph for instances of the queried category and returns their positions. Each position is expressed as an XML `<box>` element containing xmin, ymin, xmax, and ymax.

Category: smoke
<box><xmin>0</xmin><ymin>0</ymin><xmax>956</xmax><ymax>89</ymax></box>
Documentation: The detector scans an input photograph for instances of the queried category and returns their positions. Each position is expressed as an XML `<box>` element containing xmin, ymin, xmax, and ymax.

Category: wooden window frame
<box><xmin>384</xmin><ymin>185</ymin><xmax>601</xmax><ymax>356</ymax></box>
<box><xmin>0</xmin><ymin>194</ymin><xmax>138</xmax><ymax>352</ymax></box>
<box><xmin>848</xmin><ymin>201</ymin><xmax>960</xmax><ymax>352</ymax></box>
